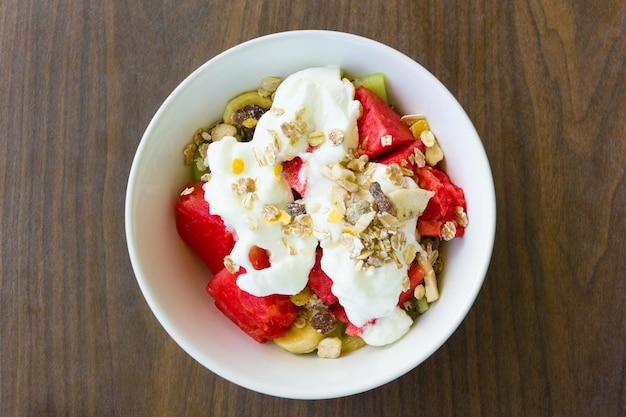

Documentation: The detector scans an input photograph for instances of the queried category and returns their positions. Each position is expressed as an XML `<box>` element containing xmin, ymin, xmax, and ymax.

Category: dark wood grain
<box><xmin>1</xmin><ymin>0</ymin><xmax>624</xmax><ymax>416</ymax></box>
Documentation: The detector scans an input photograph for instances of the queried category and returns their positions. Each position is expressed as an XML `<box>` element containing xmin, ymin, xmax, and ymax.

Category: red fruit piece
<box><xmin>282</xmin><ymin>156</ymin><xmax>307</xmax><ymax>197</ymax></box>
<box><xmin>307</xmin><ymin>248</ymin><xmax>338</xmax><ymax>305</ymax></box>
<box><xmin>377</xmin><ymin>140</ymin><xmax>426</xmax><ymax>172</ymax></box>
<box><xmin>398</xmin><ymin>263</ymin><xmax>425</xmax><ymax>306</ymax></box>
<box><xmin>329</xmin><ymin>303</ymin><xmax>366</xmax><ymax>338</ymax></box>
<box><xmin>175</xmin><ymin>182</ymin><xmax>235</xmax><ymax>274</ymax></box>
<box><xmin>416</xmin><ymin>166</ymin><xmax>467</xmax><ymax>238</ymax></box>
<box><xmin>355</xmin><ymin>86</ymin><xmax>418</xmax><ymax>159</ymax></box>
<box><xmin>206</xmin><ymin>267</ymin><xmax>298</xmax><ymax>342</ymax></box>
<box><xmin>248</xmin><ymin>245</ymin><xmax>271</xmax><ymax>270</ymax></box>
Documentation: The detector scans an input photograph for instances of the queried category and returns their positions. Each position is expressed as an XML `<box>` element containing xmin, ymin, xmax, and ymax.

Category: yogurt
<box><xmin>203</xmin><ymin>66</ymin><xmax>433</xmax><ymax>346</ymax></box>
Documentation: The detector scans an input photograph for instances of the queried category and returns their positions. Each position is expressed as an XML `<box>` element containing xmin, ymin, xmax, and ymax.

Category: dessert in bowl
<box><xmin>125</xmin><ymin>30</ymin><xmax>495</xmax><ymax>399</ymax></box>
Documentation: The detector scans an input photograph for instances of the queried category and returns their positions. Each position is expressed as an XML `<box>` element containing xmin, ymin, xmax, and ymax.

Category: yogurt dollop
<box><xmin>204</xmin><ymin>67</ymin><xmax>433</xmax><ymax>346</ymax></box>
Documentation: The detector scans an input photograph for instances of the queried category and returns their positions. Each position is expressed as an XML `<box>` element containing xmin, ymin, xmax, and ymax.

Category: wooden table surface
<box><xmin>2</xmin><ymin>1</ymin><xmax>624</xmax><ymax>415</ymax></box>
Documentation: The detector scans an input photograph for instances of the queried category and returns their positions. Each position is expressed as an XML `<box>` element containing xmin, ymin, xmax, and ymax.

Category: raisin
<box><xmin>309</xmin><ymin>306</ymin><xmax>337</xmax><ymax>335</ymax></box>
<box><xmin>233</xmin><ymin>104</ymin><xmax>267</xmax><ymax>142</ymax></box>
<box><xmin>369</xmin><ymin>181</ymin><xmax>394</xmax><ymax>214</ymax></box>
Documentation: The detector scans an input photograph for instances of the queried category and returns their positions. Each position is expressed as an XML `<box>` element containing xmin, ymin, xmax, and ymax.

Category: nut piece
<box><xmin>414</xmin><ymin>284</ymin><xmax>426</xmax><ymax>300</ymax></box>
<box><xmin>211</xmin><ymin>123</ymin><xmax>237</xmax><ymax>142</ymax></box>
<box><xmin>223</xmin><ymin>256</ymin><xmax>237</xmax><ymax>274</ymax></box>
<box><xmin>401</xmin><ymin>114</ymin><xmax>426</xmax><ymax>126</ymax></box>
<box><xmin>317</xmin><ymin>337</ymin><xmax>342</xmax><ymax>359</ymax></box>
<box><xmin>425</xmin><ymin>139</ymin><xmax>444</xmax><ymax>166</ymax></box>
<box><xmin>420</xmin><ymin>130</ymin><xmax>436</xmax><ymax>147</ymax></box>
<box><xmin>454</xmin><ymin>206</ymin><xmax>469</xmax><ymax>227</ymax></box>
<box><xmin>418</xmin><ymin>252</ymin><xmax>439</xmax><ymax>302</ymax></box>
<box><xmin>183</xmin><ymin>143</ymin><xmax>197</xmax><ymax>165</ymax></box>
<box><xmin>441</xmin><ymin>221</ymin><xmax>457</xmax><ymax>241</ymax></box>
<box><xmin>258</xmin><ymin>76</ymin><xmax>282</xmax><ymax>97</ymax></box>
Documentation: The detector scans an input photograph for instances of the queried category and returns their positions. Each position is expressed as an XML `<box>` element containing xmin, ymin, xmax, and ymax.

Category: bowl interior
<box><xmin>126</xmin><ymin>30</ymin><xmax>495</xmax><ymax>399</ymax></box>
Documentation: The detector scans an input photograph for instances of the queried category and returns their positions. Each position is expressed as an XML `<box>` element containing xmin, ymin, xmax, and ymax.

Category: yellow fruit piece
<box><xmin>242</xmin><ymin>118</ymin><xmax>258</xmax><ymax>128</ymax></box>
<box><xmin>341</xmin><ymin>227</ymin><xmax>356</xmax><ymax>236</ymax></box>
<box><xmin>267</xmin><ymin>210</ymin><xmax>291</xmax><ymax>225</ymax></box>
<box><xmin>327</xmin><ymin>209</ymin><xmax>343</xmax><ymax>224</ymax></box>
<box><xmin>410</xmin><ymin>119</ymin><xmax>430</xmax><ymax>139</ymax></box>
<box><xmin>273</xmin><ymin>312</ymin><xmax>325</xmax><ymax>354</ymax></box>
<box><xmin>231</xmin><ymin>158</ymin><xmax>244</xmax><ymax>174</ymax></box>
<box><xmin>273</xmin><ymin>164</ymin><xmax>283</xmax><ymax>178</ymax></box>
<box><xmin>290</xmin><ymin>287</ymin><xmax>312</xmax><ymax>306</ymax></box>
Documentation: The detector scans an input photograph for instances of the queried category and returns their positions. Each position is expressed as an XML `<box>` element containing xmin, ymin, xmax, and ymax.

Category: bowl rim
<box><xmin>125</xmin><ymin>29</ymin><xmax>496</xmax><ymax>399</ymax></box>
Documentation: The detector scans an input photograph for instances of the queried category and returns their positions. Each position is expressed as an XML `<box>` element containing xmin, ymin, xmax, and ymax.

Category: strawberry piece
<box><xmin>175</xmin><ymin>182</ymin><xmax>235</xmax><ymax>274</ymax></box>
<box><xmin>282</xmin><ymin>156</ymin><xmax>307</xmax><ymax>197</ymax></box>
<box><xmin>206</xmin><ymin>267</ymin><xmax>298</xmax><ymax>342</ymax></box>
<box><xmin>416</xmin><ymin>166</ymin><xmax>467</xmax><ymax>238</ymax></box>
<box><xmin>398</xmin><ymin>263</ymin><xmax>425</xmax><ymax>305</ymax></box>
<box><xmin>307</xmin><ymin>248</ymin><xmax>338</xmax><ymax>305</ymax></box>
<box><xmin>355</xmin><ymin>86</ymin><xmax>418</xmax><ymax>159</ymax></box>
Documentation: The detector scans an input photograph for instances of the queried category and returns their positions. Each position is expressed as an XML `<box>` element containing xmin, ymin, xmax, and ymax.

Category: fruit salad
<box><xmin>175</xmin><ymin>67</ymin><xmax>468</xmax><ymax>358</ymax></box>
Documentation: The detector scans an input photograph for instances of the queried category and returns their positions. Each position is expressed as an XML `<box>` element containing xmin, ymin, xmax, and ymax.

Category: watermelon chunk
<box><xmin>206</xmin><ymin>267</ymin><xmax>298</xmax><ymax>342</ymax></box>
<box><xmin>416</xmin><ymin>166</ymin><xmax>467</xmax><ymax>238</ymax></box>
<box><xmin>377</xmin><ymin>140</ymin><xmax>426</xmax><ymax>172</ymax></box>
<box><xmin>307</xmin><ymin>248</ymin><xmax>338</xmax><ymax>305</ymax></box>
<box><xmin>355</xmin><ymin>86</ymin><xmax>417</xmax><ymax>159</ymax></box>
<box><xmin>175</xmin><ymin>182</ymin><xmax>235</xmax><ymax>274</ymax></box>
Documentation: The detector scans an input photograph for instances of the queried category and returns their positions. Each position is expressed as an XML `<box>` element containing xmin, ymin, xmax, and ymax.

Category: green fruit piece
<box><xmin>341</xmin><ymin>334</ymin><xmax>366</xmax><ymax>354</ymax></box>
<box><xmin>192</xmin><ymin>147</ymin><xmax>209</xmax><ymax>181</ymax></box>
<box><xmin>273</xmin><ymin>313</ymin><xmax>325</xmax><ymax>354</ymax></box>
<box><xmin>352</xmin><ymin>72</ymin><xmax>388</xmax><ymax>103</ymax></box>
<box><xmin>222</xmin><ymin>91</ymin><xmax>273</xmax><ymax>124</ymax></box>
<box><xmin>416</xmin><ymin>297</ymin><xmax>430</xmax><ymax>314</ymax></box>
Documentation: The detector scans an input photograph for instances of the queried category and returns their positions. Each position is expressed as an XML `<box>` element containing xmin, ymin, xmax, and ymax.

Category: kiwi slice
<box><xmin>222</xmin><ymin>91</ymin><xmax>273</xmax><ymax>124</ymax></box>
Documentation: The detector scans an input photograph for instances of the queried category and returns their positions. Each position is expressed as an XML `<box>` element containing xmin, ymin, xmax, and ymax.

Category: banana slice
<box><xmin>273</xmin><ymin>312</ymin><xmax>325</xmax><ymax>354</ymax></box>
<box><xmin>387</xmin><ymin>188</ymin><xmax>434</xmax><ymax>221</ymax></box>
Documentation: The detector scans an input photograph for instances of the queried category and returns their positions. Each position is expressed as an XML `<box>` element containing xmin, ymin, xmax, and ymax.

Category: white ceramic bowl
<box><xmin>126</xmin><ymin>30</ymin><xmax>496</xmax><ymax>399</ymax></box>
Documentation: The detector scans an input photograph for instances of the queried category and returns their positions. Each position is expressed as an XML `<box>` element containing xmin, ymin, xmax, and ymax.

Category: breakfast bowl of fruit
<box><xmin>125</xmin><ymin>30</ymin><xmax>495</xmax><ymax>399</ymax></box>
